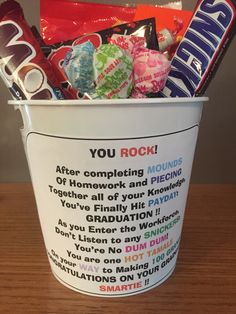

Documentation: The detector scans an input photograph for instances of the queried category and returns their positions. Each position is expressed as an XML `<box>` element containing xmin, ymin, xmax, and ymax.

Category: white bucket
<box><xmin>9</xmin><ymin>97</ymin><xmax>208</xmax><ymax>297</ymax></box>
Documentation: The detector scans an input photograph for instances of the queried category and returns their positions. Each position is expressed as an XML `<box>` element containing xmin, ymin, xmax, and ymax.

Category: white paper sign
<box><xmin>26</xmin><ymin>126</ymin><xmax>198</xmax><ymax>296</ymax></box>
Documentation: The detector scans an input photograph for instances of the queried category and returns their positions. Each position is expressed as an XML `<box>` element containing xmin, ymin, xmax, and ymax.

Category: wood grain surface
<box><xmin>0</xmin><ymin>184</ymin><xmax>236</xmax><ymax>314</ymax></box>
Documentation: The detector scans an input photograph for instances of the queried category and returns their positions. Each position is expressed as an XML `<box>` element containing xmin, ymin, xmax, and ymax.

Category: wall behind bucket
<box><xmin>0</xmin><ymin>0</ymin><xmax>236</xmax><ymax>183</ymax></box>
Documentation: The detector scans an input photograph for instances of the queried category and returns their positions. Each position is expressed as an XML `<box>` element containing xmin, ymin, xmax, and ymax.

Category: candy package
<box><xmin>41</xmin><ymin>18</ymin><xmax>159</xmax><ymax>99</ymax></box>
<box><xmin>134</xmin><ymin>5</ymin><xmax>192</xmax><ymax>58</ymax></box>
<box><xmin>159</xmin><ymin>0</ymin><xmax>236</xmax><ymax>97</ymax></box>
<box><xmin>40</xmin><ymin>0</ymin><xmax>183</xmax><ymax>45</ymax></box>
<box><xmin>40</xmin><ymin>0</ymin><xmax>188</xmax><ymax>61</ymax></box>
<box><xmin>1</xmin><ymin>0</ymin><xmax>235</xmax><ymax>102</ymax></box>
<box><xmin>40</xmin><ymin>0</ymin><xmax>136</xmax><ymax>45</ymax></box>
<box><xmin>0</xmin><ymin>0</ymin><xmax>65</xmax><ymax>100</ymax></box>
<box><xmin>62</xmin><ymin>32</ymin><xmax>171</xmax><ymax>99</ymax></box>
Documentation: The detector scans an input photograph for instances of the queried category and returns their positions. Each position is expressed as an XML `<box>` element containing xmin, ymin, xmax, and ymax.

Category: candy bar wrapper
<box><xmin>0</xmin><ymin>0</ymin><xmax>65</xmax><ymax>100</ymax></box>
<box><xmin>159</xmin><ymin>0</ymin><xmax>236</xmax><ymax>97</ymax></box>
<box><xmin>42</xmin><ymin>18</ymin><xmax>158</xmax><ymax>99</ymax></box>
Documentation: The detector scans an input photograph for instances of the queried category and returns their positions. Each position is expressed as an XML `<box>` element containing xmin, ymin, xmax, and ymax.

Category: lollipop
<box><xmin>133</xmin><ymin>48</ymin><xmax>171</xmax><ymax>96</ymax></box>
<box><xmin>63</xmin><ymin>41</ymin><xmax>96</xmax><ymax>95</ymax></box>
<box><xmin>94</xmin><ymin>44</ymin><xmax>133</xmax><ymax>99</ymax></box>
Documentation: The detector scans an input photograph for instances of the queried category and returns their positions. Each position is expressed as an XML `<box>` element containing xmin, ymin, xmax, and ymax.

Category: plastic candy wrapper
<box><xmin>134</xmin><ymin>4</ymin><xmax>191</xmax><ymax>38</ymax></box>
<box><xmin>40</xmin><ymin>0</ymin><xmax>183</xmax><ymax>45</ymax></box>
<box><xmin>40</xmin><ymin>0</ymin><xmax>136</xmax><ymax>45</ymax></box>
<box><xmin>157</xmin><ymin>17</ymin><xmax>183</xmax><ymax>56</ymax></box>
<box><xmin>134</xmin><ymin>5</ymin><xmax>192</xmax><ymax>57</ymax></box>
<box><xmin>93</xmin><ymin>44</ymin><xmax>133</xmax><ymax>99</ymax></box>
<box><xmin>109</xmin><ymin>34</ymin><xmax>171</xmax><ymax>97</ymax></box>
<box><xmin>0</xmin><ymin>0</ymin><xmax>65</xmax><ymax>100</ymax></box>
<box><xmin>159</xmin><ymin>0</ymin><xmax>236</xmax><ymax>98</ymax></box>
<box><xmin>63</xmin><ymin>41</ymin><xmax>133</xmax><ymax>99</ymax></box>
<box><xmin>62</xmin><ymin>33</ymin><xmax>170</xmax><ymax>99</ymax></box>
<box><xmin>133</xmin><ymin>48</ymin><xmax>171</xmax><ymax>97</ymax></box>
<box><xmin>109</xmin><ymin>35</ymin><xmax>146</xmax><ymax>57</ymax></box>
<box><xmin>42</xmin><ymin>18</ymin><xmax>158</xmax><ymax>99</ymax></box>
<box><xmin>63</xmin><ymin>41</ymin><xmax>96</xmax><ymax>95</ymax></box>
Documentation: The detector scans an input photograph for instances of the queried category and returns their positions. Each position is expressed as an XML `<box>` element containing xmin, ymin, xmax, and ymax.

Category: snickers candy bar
<box><xmin>159</xmin><ymin>0</ymin><xmax>236</xmax><ymax>97</ymax></box>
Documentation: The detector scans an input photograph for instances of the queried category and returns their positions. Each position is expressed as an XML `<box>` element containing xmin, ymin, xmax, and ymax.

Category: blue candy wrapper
<box><xmin>63</xmin><ymin>41</ymin><xmax>96</xmax><ymax>95</ymax></box>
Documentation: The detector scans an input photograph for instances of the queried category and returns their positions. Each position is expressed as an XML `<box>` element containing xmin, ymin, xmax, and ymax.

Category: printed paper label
<box><xmin>26</xmin><ymin>127</ymin><xmax>198</xmax><ymax>296</ymax></box>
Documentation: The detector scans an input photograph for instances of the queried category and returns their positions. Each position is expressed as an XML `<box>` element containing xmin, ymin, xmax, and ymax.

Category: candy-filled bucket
<box><xmin>9</xmin><ymin>97</ymin><xmax>207</xmax><ymax>297</ymax></box>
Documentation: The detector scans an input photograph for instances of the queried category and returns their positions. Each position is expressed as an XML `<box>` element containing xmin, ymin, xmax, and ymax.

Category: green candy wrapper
<box><xmin>94</xmin><ymin>44</ymin><xmax>133</xmax><ymax>99</ymax></box>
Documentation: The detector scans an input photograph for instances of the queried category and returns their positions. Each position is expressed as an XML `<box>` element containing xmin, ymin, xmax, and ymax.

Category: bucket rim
<box><xmin>8</xmin><ymin>97</ymin><xmax>209</xmax><ymax>107</ymax></box>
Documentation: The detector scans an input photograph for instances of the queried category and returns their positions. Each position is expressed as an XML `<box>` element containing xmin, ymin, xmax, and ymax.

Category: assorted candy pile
<box><xmin>62</xmin><ymin>32</ymin><xmax>171</xmax><ymax>99</ymax></box>
<box><xmin>0</xmin><ymin>0</ymin><xmax>235</xmax><ymax>100</ymax></box>
<box><xmin>41</xmin><ymin>17</ymin><xmax>162</xmax><ymax>99</ymax></box>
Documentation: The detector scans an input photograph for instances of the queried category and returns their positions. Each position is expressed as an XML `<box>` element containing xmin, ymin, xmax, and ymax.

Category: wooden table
<box><xmin>0</xmin><ymin>184</ymin><xmax>236</xmax><ymax>314</ymax></box>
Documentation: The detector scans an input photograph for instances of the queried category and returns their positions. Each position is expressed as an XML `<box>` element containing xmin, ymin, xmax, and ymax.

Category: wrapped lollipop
<box><xmin>108</xmin><ymin>34</ymin><xmax>171</xmax><ymax>98</ymax></box>
<box><xmin>93</xmin><ymin>44</ymin><xmax>133</xmax><ymax>99</ymax></box>
<box><xmin>109</xmin><ymin>34</ymin><xmax>146</xmax><ymax>57</ymax></box>
<box><xmin>63</xmin><ymin>41</ymin><xmax>96</xmax><ymax>96</ymax></box>
<box><xmin>132</xmin><ymin>47</ymin><xmax>171</xmax><ymax>97</ymax></box>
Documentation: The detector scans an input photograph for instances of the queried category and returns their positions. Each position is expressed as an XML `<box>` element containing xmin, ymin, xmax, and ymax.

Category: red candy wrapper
<box><xmin>134</xmin><ymin>5</ymin><xmax>192</xmax><ymax>57</ymax></box>
<box><xmin>0</xmin><ymin>0</ymin><xmax>65</xmax><ymax>100</ymax></box>
<box><xmin>40</xmin><ymin>0</ymin><xmax>136</xmax><ymax>45</ymax></box>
